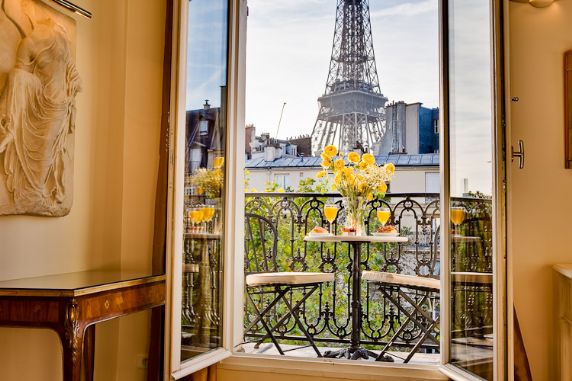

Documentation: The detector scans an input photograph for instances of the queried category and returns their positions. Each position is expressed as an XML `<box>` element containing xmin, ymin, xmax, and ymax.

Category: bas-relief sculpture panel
<box><xmin>0</xmin><ymin>0</ymin><xmax>81</xmax><ymax>217</ymax></box>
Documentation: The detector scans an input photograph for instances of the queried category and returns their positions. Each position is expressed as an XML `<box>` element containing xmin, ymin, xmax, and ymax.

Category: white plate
<box><xmin>372</xmin><ymin>232</ymin><xmax>399</xmax><ymax>237</ymax></box>
<box><xmin>308</xmin><ymin>232</ymin><xmax>333</xmax><ymax>237</ymax></box>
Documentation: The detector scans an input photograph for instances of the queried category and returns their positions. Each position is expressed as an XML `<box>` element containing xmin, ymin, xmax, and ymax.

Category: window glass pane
<box><xmin>448</xmin><ymin>0</ymin><xmax>494</xmax><ymax>379</ymax></box>
<box><xmin>181</xmin><ymin>0</ymin><xmax>229</xmax><ymax>362</ymax></box>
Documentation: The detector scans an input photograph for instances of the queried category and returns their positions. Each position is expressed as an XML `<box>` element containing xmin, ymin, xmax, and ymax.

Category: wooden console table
<box><xmin>0</xmin><ymin>271</ymin><xmax>166</xmax><ymax>381</ymax></box>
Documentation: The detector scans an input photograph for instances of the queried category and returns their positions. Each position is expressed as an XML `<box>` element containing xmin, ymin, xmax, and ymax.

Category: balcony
<box><xmin>242</xmin><ymin>192</ymin><xmax>493</xmax><ymax>364</ymax></box>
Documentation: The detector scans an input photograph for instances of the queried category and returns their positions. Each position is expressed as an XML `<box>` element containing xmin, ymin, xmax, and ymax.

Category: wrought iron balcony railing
<box><xmin>243</xmin><ymin>192</ymin><xmax>493</xmax><ymax>355</ymax></box>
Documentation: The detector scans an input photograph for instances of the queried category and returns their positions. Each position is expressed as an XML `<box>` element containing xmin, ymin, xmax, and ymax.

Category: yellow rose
<box><xmin>378</xmin><ymin>182</ymin><xmax>388</xmax><ymax>193</ymax></box>
<box><xmin>334</xmin><ymin>173</ymin><xmax>342</xmax><ymax>185</ymax></box>
<box><xmin>362</xmin><ymin>153</ymin><xmax>375</xmax><ymax>165</ymax></box>
<box><xmin>213</xmin><ymin>156</ymin><xmax>225</xmax><ymax>169</ymax></box>
<box><xmin>358</xmin><ymin>161</ymin><xmax>368</xmax><ymax>170</ymax></box>
<box><xmin>316</xmin><ymin>170</ymin><xmax>327</xmax><ymax>179</ymax></box>
<box><xmin>250</xmin><ymin>187</ymin><xmax>257</xmax><ymax>192</ymax></box>
<box><xmin>367</xmin><ymin>192</ymin><xmax>373</xmax><ymax>201</ymax></box>
<box><xmin>324</xmin><ymin>145</ymin><xmax>338</xmax><ymax>157</ymax></box>
<box><xmin>321</xmin><ymin>152</ymin><xmax>330</xmax><ymax>161</ymax></box>
<box><xmin>321</xmin><ymin>159</ymin><xmax>331</xmax><ymax>168</ymax></box>
<box><xmin>277</xmin><ymin>188</ymin><xmax>285</xmax><ymax>193</ymax></box>
<box><xmin>347</xmin><ymin>152</ymin><xmax>360</xmax><ymax>163</ymax></box>
<box><xmin>334</xmin><ymin>159</ymin><xmax>345</xmax><ymax>170</ymax></box>
<box><xmin>343</xmin><ymin>167</ymin><xmax>354</xmax><ymax>176</ymax></box>
<box><xmin>385</xmin><ymin>162</ymin><xmax>395</xmax><ymax>176</ymax></box>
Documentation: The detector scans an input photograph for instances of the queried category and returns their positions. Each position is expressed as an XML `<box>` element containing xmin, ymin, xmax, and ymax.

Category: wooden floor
<box><xmin>241</xmin><ymin>342</ymin><xmax>441</xmax><ymax>365</ymax></box>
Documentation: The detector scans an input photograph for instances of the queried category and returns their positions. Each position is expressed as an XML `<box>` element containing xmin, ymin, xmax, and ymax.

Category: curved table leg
<box><xmin>84</xmin><ymin>325</ymin><xmax>95</xmax><ymax>381</ymax></box>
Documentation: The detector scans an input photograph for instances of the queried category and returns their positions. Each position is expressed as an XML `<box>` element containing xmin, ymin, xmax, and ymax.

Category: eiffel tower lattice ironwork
<box><xmin>311</xmin><ymin>0</ymin><xmax>388</xmax><ymax>155</ymax></box>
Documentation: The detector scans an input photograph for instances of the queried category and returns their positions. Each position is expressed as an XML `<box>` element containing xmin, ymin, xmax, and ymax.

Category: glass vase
<box><xmin>343</xmin><ymin>196</ymin><xmax>366</xmax><ymax>236</ymax></box>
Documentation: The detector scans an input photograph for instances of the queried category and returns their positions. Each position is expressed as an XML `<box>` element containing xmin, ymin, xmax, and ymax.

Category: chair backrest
<box><xmin>245</xmin><ymin>213</ymin><xmax>279</xmax><ymax>274</ymax></box>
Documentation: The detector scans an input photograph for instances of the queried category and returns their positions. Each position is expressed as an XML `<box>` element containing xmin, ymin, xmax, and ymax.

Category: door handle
<box><xmin>512</xmin><ymin>139</ymin><xmax>525</xmax><ymax>169</ymax></box>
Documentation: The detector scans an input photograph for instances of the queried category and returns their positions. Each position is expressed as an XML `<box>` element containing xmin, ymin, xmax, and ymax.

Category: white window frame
<box><xmin>437</xmin><ymin>0</ymin><xmax>508</xmax><ymax>380</ymax></box>
<box><xmin>165</xmin><ymin>0</ymin><xmax>245</xmax><ymax>378</ymax></box>
<box><xmin>164</xmin><ymin>0</ymin><xmax>509</xmax><ymax>379</ymax></box>
<box><xmin>273</xmin><ymin>173</ymin><xmax>290</xmax><ymax>189</ymax></box>
<box><xmin>425</xmin><ymin>172</ymin><xmax>441</xmax><ymax>193</ymax></box>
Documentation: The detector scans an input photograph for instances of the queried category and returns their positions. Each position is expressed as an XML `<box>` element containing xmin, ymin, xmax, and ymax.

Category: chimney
<box><xmin>264</xmin><ymin>146</ymin><xmax>276</xmax><ymax>162</ymax></box>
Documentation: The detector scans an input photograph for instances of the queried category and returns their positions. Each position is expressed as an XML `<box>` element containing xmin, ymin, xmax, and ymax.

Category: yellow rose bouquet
<box><xmin>317</xmin><ymin>146</ymin><xmax>395</xmax><ymax>234</ymax></box>
<box><xmin>189</xmin><ymin>156</ymin><xmax>225</xmax><ymax>198</ymax></box>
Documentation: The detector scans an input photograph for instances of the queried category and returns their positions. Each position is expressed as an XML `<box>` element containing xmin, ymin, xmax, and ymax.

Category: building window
<box><xmin>199</xmin><ymin>119</ymin><xmax>209</xmax><ymax>136</ymax></box>
<box><xmin>425</xmin><ymin>172</ymin><xmax>440</xmax><ymax>193</ymax></box>
<box><xmin>274</xmin><ymin>173</ymin><xmax>289</xmax><ymax>189</ymax></box>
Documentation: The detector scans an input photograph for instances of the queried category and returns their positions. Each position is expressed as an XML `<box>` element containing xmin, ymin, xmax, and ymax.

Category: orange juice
<box><xmin>376</xmin><ymin>209</ymin><xmax>391</xmax><ymax>226</ymax></box>
<box><xmin>324</xmin><ymin>205</ymin><xmax>339</xmax><ymax>223</ymax></box>
<box><xmin>189</xmin><ymin>209</ymin><xmax>203</xmax><ymax>224</ymax></box>
<box><xmin>450</xmin><ymin>208</ymin><xmax>466</xmax><ymax>226</ymax></box>
<box><xmin>202</xmin><ymin>206</ymin><xmax>215</xmax><ymax>222</ymax></box>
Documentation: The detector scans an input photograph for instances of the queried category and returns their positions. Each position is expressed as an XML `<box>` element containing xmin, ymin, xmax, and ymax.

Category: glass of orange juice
<box><xmin>189</xmin><ymin>207</ymin><xmax>203</xmax><ymax>232</ymax></box>
<box><xmin>376</xmin><ymin>207</ymin><xmax>391</xmax><ymax>227</ymax></box>
<box><xmin>202</xmin><ymin>205</ymin><xmax>215</xmax><ymax>222</ymax></box>
<box><xmin>324</xmin><ymin>202</ymin><xmax>339</xmax><ymax>234</ymax></box>
<box><xmin>450</xmin><ymin>206</ymin><xmax>466</xmax><ymax>235</ymax></box>
<box><xmin>202</xmin><ymin>204</ymin><xmax>215</xmax><ymax>232</ymax></box>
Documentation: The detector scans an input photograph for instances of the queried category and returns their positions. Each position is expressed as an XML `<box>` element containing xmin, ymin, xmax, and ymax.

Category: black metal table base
<box><xmin>321</xmin><ymin>241</ymin><xmax>396</xmax><ymax>362</ymax></box>
<box><xmin>323</xmin><ymin>347</ymin><xmax>395</xmax><ymax>361</ymax></box>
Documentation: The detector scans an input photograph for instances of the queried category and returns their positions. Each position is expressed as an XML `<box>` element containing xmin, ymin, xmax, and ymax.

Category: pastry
<box><xmin>311</xmin><ymin>226</ymin><xmax>329</xmax><ymax>234</ymax></box>
<box><xmin>377</xmin><ymin>225</ymin><xmax>397</xmax><ymax>234</ymax></box>
<box><xmin>341</xmin><ymin>227</ymin><xmax>356</xmax><ymax>235</ymax></box>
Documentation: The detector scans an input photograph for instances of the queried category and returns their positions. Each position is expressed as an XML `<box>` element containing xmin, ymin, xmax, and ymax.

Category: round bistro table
<box><xmin>304</xmin><ymin>233</ymin><xmax>408</xmax><ymax>360</ymax></box>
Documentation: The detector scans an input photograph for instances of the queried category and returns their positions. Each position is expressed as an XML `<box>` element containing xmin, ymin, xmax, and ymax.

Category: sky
<box><xmin>187</xmin><ymin>0</ymin><xmax>228</xmax><ymax>110</ymax></box>
<box><xmin>245</xmin><ymin>0</ymin><xmax>439</xmax><ymax>140</ymax></box>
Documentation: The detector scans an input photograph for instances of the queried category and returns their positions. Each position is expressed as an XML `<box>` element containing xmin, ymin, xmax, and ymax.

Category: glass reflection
<box><xmin>181</xmin><ymin>0</ymin><xmax>228</xmax><ymax>362</ymax></box>
<box><xmin>448</xmin><ymin>0</ymin><xmax>494</xmax><ymax>379</ymax></box>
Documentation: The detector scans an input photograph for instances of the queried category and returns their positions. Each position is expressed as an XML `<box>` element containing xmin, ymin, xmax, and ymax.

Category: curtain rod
<box><xmin>50</xmin><ymin>0</ymin><xmax>91</xmax><ymax>19</ymax></box>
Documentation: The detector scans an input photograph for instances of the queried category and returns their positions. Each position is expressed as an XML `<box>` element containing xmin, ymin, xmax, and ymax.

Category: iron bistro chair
<box><xmin>363</xmin><ymin>223</ymin><xmax>441</xmax><ymax>363</ymax></box>
<box><xmin>244</xmin><ymin>213</ymin><xmax>334</xmax><ymax>357</ymax></box>
<box><xmin>362</xmin><ymin>271</ymin><xmax>440</xmax><ymax>363</ymax></box>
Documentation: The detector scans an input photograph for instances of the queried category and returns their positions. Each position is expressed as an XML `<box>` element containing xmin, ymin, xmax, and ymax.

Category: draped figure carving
<box><xmin>0</xmin><ymin>0</ymin><xmax>80</xmax><ymax>216</ymax></box>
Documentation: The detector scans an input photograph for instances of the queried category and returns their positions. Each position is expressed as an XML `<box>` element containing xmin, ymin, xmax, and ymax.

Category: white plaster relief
<box><xmin>0</xmin><ymin>0</ymin><xmax>80</xmax><ymax>216</ymax></box>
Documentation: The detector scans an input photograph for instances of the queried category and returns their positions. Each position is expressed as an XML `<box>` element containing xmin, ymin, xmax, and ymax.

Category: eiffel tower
<box><xmin>311</xmin><ymin>0</ymin><xmax>387</xmax><ymax>155</ymax></box>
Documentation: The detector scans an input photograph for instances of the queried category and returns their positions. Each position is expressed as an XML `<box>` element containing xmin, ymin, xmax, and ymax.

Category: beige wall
<box><xmin>216</xmin><ymin>359</ymin><xmax>447</xmax><ymax>381</ymax></box>
<box><xmin>509</xmin><ymin>2</ymin><xmax>572</xmax><ymax>380</ymax></box>
<box><xmin>0</xmin><ymin>0</ymin><xmax>165</xmax><ymax>380</ymax></box>
<box><xmin>218</xmin><ymin>368</ymin><xmax>437</xmax><ymax>381</ymax></box>
<box><xmin>247</xmin><ymin>167</ymin><xmax>438</xmax><ymax>194</ymax></box>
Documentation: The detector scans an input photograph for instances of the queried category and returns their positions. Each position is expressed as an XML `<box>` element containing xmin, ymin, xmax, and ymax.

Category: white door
<box><xmin>439</xmin><ymin>0</ymin><xmax>507</xmax><ymax>380</ymax></box>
